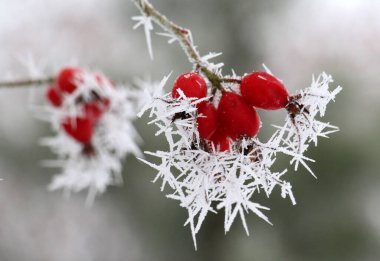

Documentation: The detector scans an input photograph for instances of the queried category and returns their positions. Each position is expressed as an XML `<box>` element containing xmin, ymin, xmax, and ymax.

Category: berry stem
<box><xmin>0</xmin><ymin>76</ymin><xmax>55</xmax><ymax>88</ymax></box>
<box><xmin>133</xmin><ymin>0</ymin><xmax>225</xmax><ymax>93</ymax></box>
<box><xmin>221</xmin><ymin>78</ymin><xmax>242</xmax><ymax>84</ymax></box>
<box><xmin>82</xmin><ymin>142</ymin><xmax>97</xmax><ymax>157</ymax></box>
<box><xmin>200</xmin><ymin>67</ymin><xmax>224</xmax><ymax>93</ymax></box>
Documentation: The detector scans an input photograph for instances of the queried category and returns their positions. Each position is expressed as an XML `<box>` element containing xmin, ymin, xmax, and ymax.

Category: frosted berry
<box><xmin>240</xmin><ymin>71</ymin><xmax>289</xmax><ymax>110</ymax></box>
<box><xmin>83</xmin><ymin>99</ymin><xmax>110</xmax><ymax>124</ymax></box>
<box><xmin>45</xmin><ymin>86</ymin><xmax>62</xmax><ymax>107</ymax></box>
<box><xmin>95</xmin><ymin>73</ymin><xmax>114</xmax><ymax>87</ymax></box>
<box><xmin>197</xmin><ymin>101</ymin><xmax>217</xmax><ymax>140</ymax></box>
<box><xmin>172</xmin><ymin>72</ymin><xmax>207</xmax><ymax>100</ymax></box>
<box><xmin>217</xmin><ymin>92</ymin><xmax>260</xmax><ymax>140</ymax></box>
<box><xmin>209</xmin><ymin>128</ymin><xmax>230</xmax><ymax>152</ymax></box>
<box><xmin>62</xmin><ymin>116</ymin><xmax>94</xmax><ymax>144</ymax></box>
<box><xmin>56</xmin><ymin>67</ymin><xmax>83</xmax><ymax>94</ymax></box>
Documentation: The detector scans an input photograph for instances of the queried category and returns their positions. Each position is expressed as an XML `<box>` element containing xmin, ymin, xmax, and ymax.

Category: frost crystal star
<box><xmin>40</xmin><ymin>67</ymin><xmax>141</xmax><ymax>205</ymax></box>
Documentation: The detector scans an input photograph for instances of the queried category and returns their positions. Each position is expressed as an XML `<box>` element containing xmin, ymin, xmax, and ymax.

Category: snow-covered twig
<box><xmin>132</xmin><ymin>0</ymin><xmax>225</xmax><ymax>93</ymax></box>
<box><xmin>0</xmin><ymin>76</ymin><xmax>54</xmax><ymax>88</ymax></box>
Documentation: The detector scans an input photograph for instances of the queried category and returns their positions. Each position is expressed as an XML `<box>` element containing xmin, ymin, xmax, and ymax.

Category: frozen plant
<box><xmin>0</xmin><ymin>0</ymin><xmax>342</xmax><ymax>249</ymax></box>
<box><xmin>39</xmin><ymin>67</ymin><xmax>142</xmax><ymax>205</ymax></box>
<box><xmin>133</xmin><ymin>0</ymin><xmax>342</xmax><ymax>248</ymax></box>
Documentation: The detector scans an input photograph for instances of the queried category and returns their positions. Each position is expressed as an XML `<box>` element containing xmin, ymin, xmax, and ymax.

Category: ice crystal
<box><xmin>40</xmin><ymin>69</ymin><xmax>142</xmax><ymax>205</ymax></box>
<box><xmin>199</xmin><ymin>52</ymin><xmax>224</xmax><ymax>72</ymax></box>
<box><xmin>132</xmin><ymin>14</ymin><xmax>154</xmax><ymax>60</ymax></box>
<box><xmin>138</xmin><ymin>73</ymin><xmax>341</xmax><ymax>249</ymax></box>
<box><xmin>272</xmin><ymin>72</ymin><xmax>342</xmax><ymax>175</ymax></box>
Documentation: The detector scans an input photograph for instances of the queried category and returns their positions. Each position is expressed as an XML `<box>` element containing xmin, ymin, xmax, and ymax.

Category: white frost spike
<box><xmin>137</xmin><ymin>73</ymin><xmax>171</xmax><ymax>118</ymax></box>
<box><xmin>48</xmin><ymin>148</ymin><xmax>122</xmax><ymax>206</ymax></box>
<box><xmin>40</xmin><ymin>69</ymin><xmax>142</xmax><ymax>203</ymax></box>
<box><xmin>132</xmin><ymin>15</ymin><xmax>154</xmax><ymax>60</ymax></box>
<box><xmin>156</xmin><ymin>32</ymin><xmax>177</xmax><ymax>44</ymax></box>
<box><xmin>262</xmin><ymin>63</ymin><xmax>273</xmax><ymax>75</ymax></box>
<box><xmin>200</xmin><ymin>52</ymin><xmax>224</xmax><ymax>72</ymax></box>
<box><xmin>301</xmin><ymin>73</ymin><xmax>342</xmax><ymax>117</ymax></box>
<box><xmin>200</xmin><ymin>52</ymin><xmax>222</xmax><ymax>63</ymax></box>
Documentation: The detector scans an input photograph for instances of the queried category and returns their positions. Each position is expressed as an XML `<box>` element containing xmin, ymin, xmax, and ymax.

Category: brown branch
<box><xmin>133</xmin><ymin>0</ymin><xmax>225</xmax><ymax>93</ymax></box>
<box><xmin>0</xmin><ymin>76</ymin><xmax>55</xmax><ymax>88</ymax></box>
<box><xmin>221</xmin><ymin>78</ymin><xmax>242</xmax><ymax>84</ymax></box>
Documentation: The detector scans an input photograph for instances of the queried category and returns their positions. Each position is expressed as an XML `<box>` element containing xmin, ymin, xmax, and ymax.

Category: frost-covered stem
<box><xmin>201</xmin><ymin>67</ymin><xmax>225</xmax><ymax>93</ymax></box>
<box><xmin>0</xmin><ymin>76</ymin><xmax>54</xmax><ymax>88</ymax></box>
<box><xmin>221</xmin><ymin>78</ymin><xmax>242</xmax><ymax>84</ymax></box>
<box><xmin>132</xmin><ymin>0</ymin><xmax>225</xmax><ymax>92</ymax></box>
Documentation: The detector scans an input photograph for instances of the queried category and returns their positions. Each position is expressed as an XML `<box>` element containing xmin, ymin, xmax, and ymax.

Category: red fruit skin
<box><xmin>84</xmin><ymin>99</ymin><xmax>110</xmax><ymax>124</ymax></box>
<box><xmin>95</xmin><ymin>73</ymin><xmax>106</xmax><ymax>85</ymax></box>
<box><xmin>209</xmin><ymin>129</ymin><xmax>230</xmax><ymax>152</ymax></box>
<box><xmin>172</xmin><ymin>72</ymin><xmax>207</xmax><ymax>100</ymax></box>
<box><xmin>95</xmin><ymin>73</ymin><xmax>115</xmax><ymax>87</ymax></box>
<box><xmin>62</xmin><ymin>116</ymin><xmax>94</xmax><ymax>144</ymax></box>
<box><xmin>57</xmin><ymin>67</ymin><xmax>82</xmax><ymax>94</ymax></box>
<box><xmin>240</xmin><ymin>72</ymin><xmax>289</xmax><ymax>110</ymax></box>
<box><xmin>102</xmin><ymin>98</ymin><xmax>111</xmax><ymax>109</ymax></box>
<box><xmin>197</xmin><ymin>101</ymin><xmax>217</xmax><ymax>140</ymax></box>
<box><xmin>217</xmin><ymin>92</ymin><xmax>260</xmax><ymax>140</ymax></box>
<box><xmin>45</xmin><ymin>86</ymin><xmax>62</xmax><ymax>107</ymax></box>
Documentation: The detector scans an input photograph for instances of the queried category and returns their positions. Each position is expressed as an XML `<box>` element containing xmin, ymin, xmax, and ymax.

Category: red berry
<box><xmin>45</xmin><ymin>86</ymin><xmax>62</xmax><ymax>107</ymax></box>
<box><xmin>209</xmin><ymin>129</ymin><xmax>230</xmax><ymax>152</ymax></box>
<box><xmin>56</xmin><ymin>67</ymin><xmax>83</xmax><ymax>94</ymax></box>
<box><xmin>172</xmin><ymin>72</ymin><xmax>207</xmax><ymax>100</ymax></box>
<box><xmin>217</xmin><ymin>92</ymin><xmax>260</xmax><ymax>140</ymax></box>
<box><xmin>197</xmin><ymin>101</ymin><xmax>217</xmax><ymax>140</ymax></box>
<box><xmin>95</xmin><ymin>73</ymin><xmax>114</xmax><ymax>87</ymax></box>
<box><xmin>240</xmin><ymin>72</ymin><xmax>289</xmax><ymax>110</ymax></box>
<box><xmin>62</xmin><ymin>116</ymin><xmax>94</xmax><ymax>144</ymax></box>
<box><xmin>95</xmin><ymin>73</ymin><xmax>106</xmax><ymax>84</ymax></box>
<box><xmin>84</xmin><ymin>99</ymin><xmax>110</xmax><ymax>124</ymax></box>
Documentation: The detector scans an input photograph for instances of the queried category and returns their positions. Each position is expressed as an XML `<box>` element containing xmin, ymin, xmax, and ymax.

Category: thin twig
<box><xmin>133</xmin><ymin>0</ymin><xmax>225</xmax><ymax>92</ymax></box>
<box><xmin>0</xmin><ymin>76</ymin><xmax>55</xmax><ymax>88</ymax></box>
<box><xmin>221</xmin><ymin>78</ymin><xmax>242</xmax><ymax>84</ymax></box>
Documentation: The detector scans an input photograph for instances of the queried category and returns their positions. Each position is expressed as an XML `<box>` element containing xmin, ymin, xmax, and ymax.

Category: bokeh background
<box><xmin>0</xmin><ymin>0</ymin><xmax>379</xmax><ymax>260</ymax></box>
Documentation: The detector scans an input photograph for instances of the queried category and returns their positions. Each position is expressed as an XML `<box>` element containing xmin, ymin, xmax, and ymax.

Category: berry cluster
<box><xmin>133</xmin><ymin>0</ymin><xmax>341</xmax><ymax>248</ymax></box>
<box><xmin>142</xmin><ymin>70</ymin><xmax>340</xmax><ymax>247</ymax></box>
<box><xmin>171</xmin><ymin>71</ymin><xmax>289</xmax><ymax>152</ymax></box>
<box><xmin>42</xmin><ymin>66</ymin><xmax>142</xmax><ymax>201</ymax></box>
<box><xmin>45</xmin><ymin>67</ymin><xmax>111</xmax><ymax>149</ymax></box>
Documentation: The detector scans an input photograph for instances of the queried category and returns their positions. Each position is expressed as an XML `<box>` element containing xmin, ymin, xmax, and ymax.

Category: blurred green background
<box><xmin>0</xmin><ymin>0</ymin><xmax>379</xmax><ymax>260</ymax></box>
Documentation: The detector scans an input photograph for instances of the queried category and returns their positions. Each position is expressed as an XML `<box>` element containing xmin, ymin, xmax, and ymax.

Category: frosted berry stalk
<box><xmin>132</xmin><ymin>0</ymin><xmax>224</xmax><ymax>92</ymax></box>
<box><xmin>0</xmin><ymin>76</ymin><xmax>54</xmax><ymax>88</ymax></box>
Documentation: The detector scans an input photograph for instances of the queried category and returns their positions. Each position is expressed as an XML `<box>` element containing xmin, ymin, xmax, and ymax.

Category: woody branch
<box><xmin>132</xmin><ymin>0</ymin><xmax>225</xmax><ymax>93</ymax></box>
<box><xmin>0</xmin><ymin>76</ymin><xmax>54</xmax><ymax>88</ymax></box>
